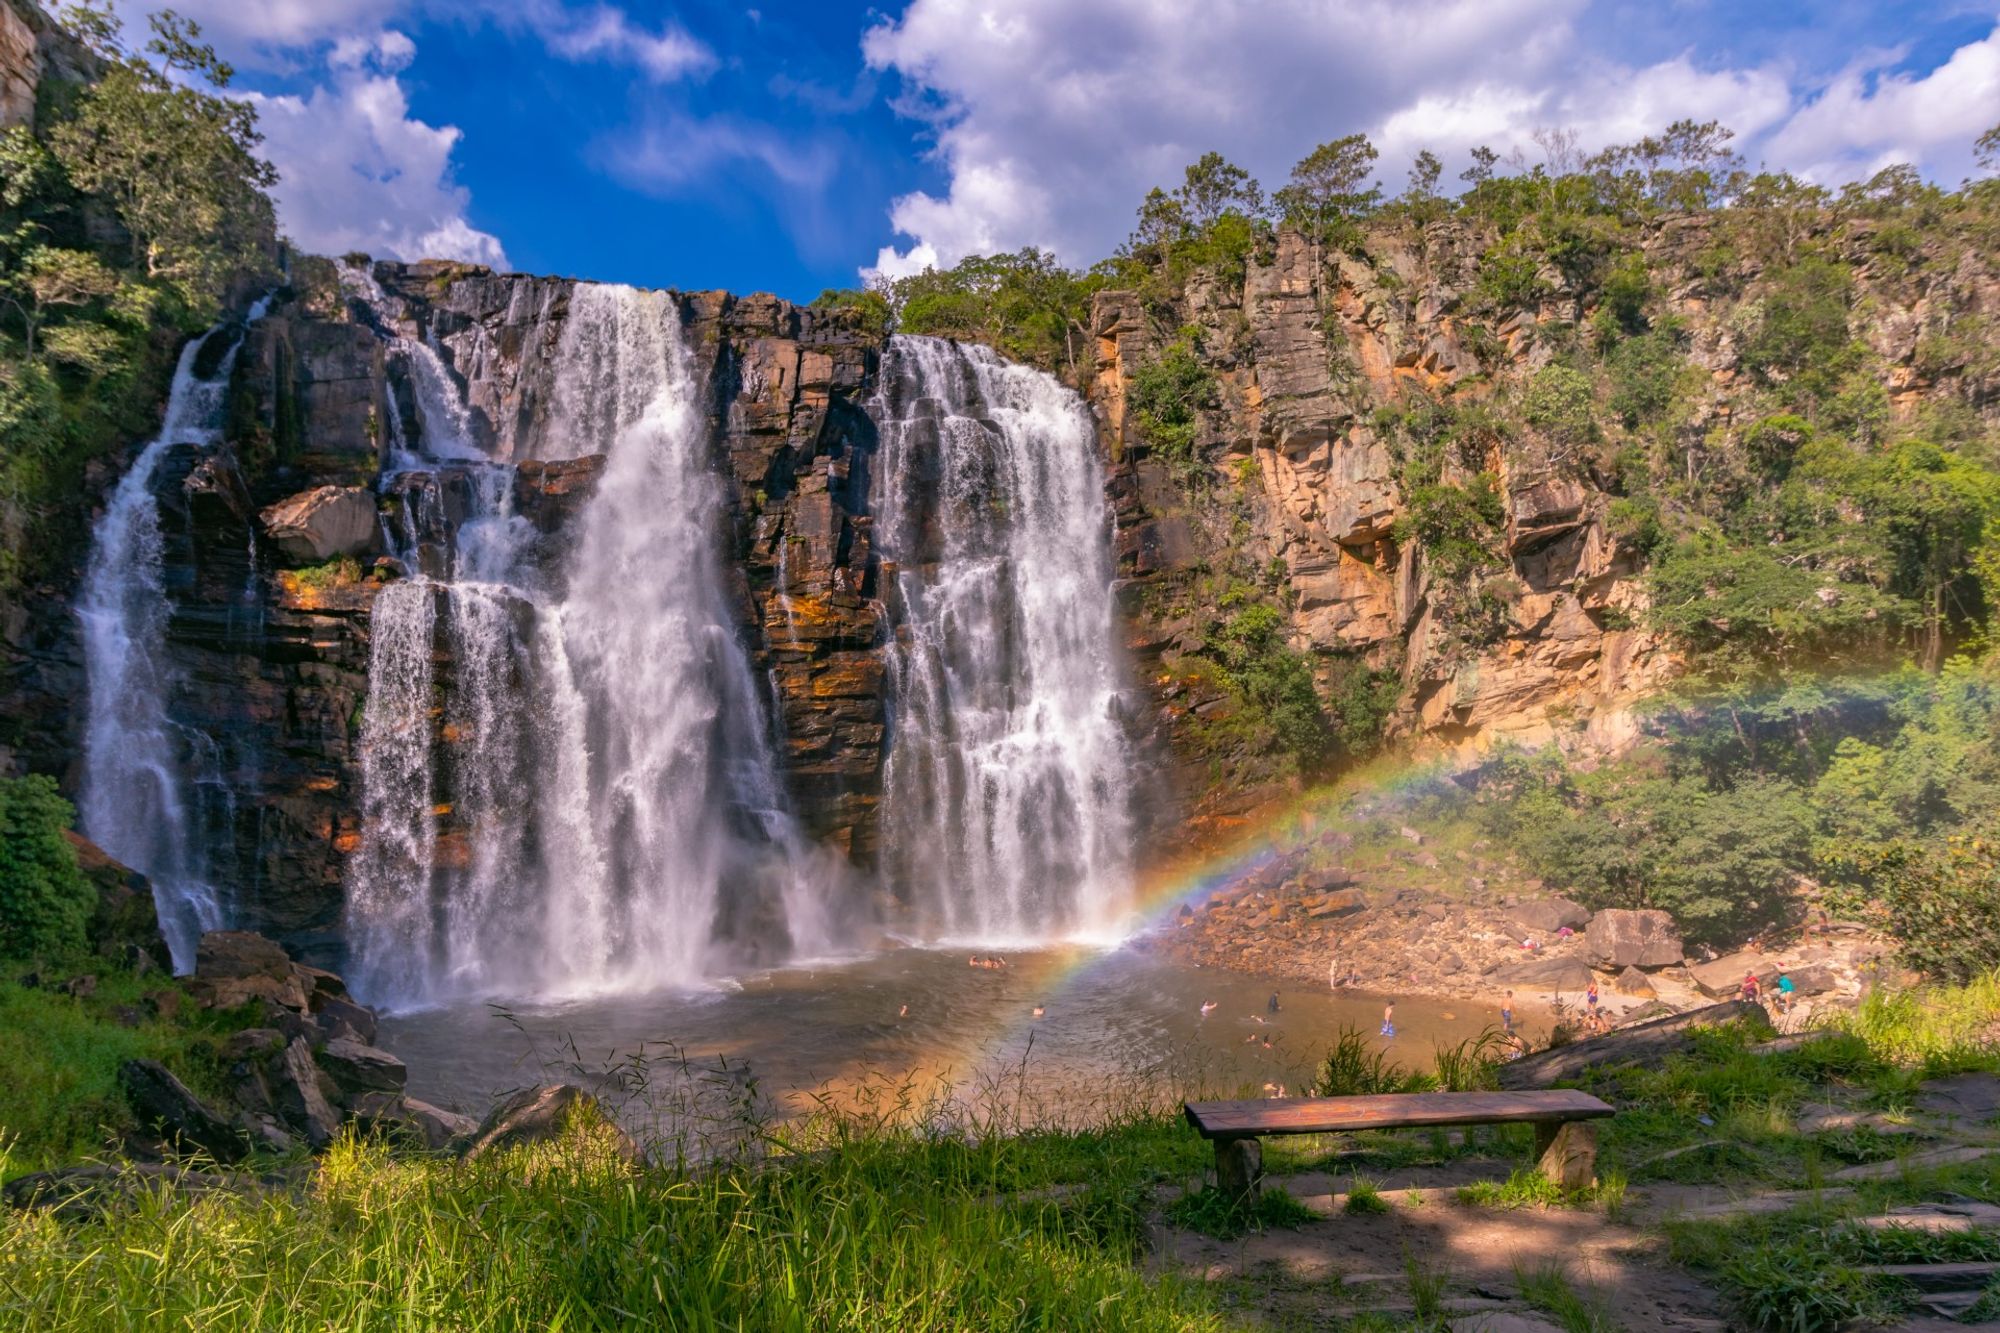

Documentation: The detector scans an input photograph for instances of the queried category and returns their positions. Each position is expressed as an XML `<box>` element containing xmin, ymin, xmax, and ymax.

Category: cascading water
<box><xmin>871</xmin><ymin>335</ymin><xmax>1135</xmax><ymax>941</ymax></box>
<box><xmin>343</xmin><ymin>280</ymin><xmax>831</xmax><ymax>1007</ymax></box>
<box><xmin>78</xmin><ymin>298</ymin><xmax>271</xmax><ymax>971</ymax></box>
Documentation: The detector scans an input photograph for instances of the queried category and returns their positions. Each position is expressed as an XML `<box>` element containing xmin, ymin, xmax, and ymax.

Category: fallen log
<box><xmin>1497</xmin><ymin>1000</ymin><xmax>1764</xmax><ymax>1089</ymax></box>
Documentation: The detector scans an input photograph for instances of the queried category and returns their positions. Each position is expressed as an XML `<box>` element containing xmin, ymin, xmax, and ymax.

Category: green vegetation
<box><xmin>1341</xmin><ymin>1174</ymin><xmax>1389</xmax><ymax>1214</ymax></box>
<box><xmin>1166</xmin><ymin>1180</ymin><xmax>1318</xmax><ymax>1238</ymax></box>
<box><xmin>0</xmin><ymin>775</ymin><xmax>91</xmax><ymax>960</ymax></box>
<box><xmin>1126</xmin><ymin>325</ymin><xmax>1217</xmax><ymax>473</ymax></box>
<box><xmin>0</xmin><ymin>5</ymin><xmax>276</xmax><ymax>596</ymax></box>
<box><xmin>0</xmin><ymin>1109</ymin><xmax>1228</xmax><ymax>1330</ymax></box>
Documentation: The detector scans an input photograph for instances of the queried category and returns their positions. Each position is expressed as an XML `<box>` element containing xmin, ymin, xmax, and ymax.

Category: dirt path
<box><xmin>1153</xmin><ymin>1163</ymin><xmax>1730</xmax><ymax>1330</ymax></box>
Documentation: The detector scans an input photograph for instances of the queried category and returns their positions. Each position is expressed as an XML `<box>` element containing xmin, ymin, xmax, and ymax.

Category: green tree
<box><xmin>2</xmin><ymin>246</ymin><xmax>118</xmax><ymax>358</ymax></box>
<box><xmin>0</xmin><ymin>774</ymin><xmax>92</xmax><ymax>960</ymax></box>
<box><xmin>48</xmin><ymin>9</ymin><xmax>277</xmax><ymax>311</ymax></box>
<box><xmin>1176</xmin><ymin>151</ymin><xmax>1264</xmax><ymax>230</ymax></box>
<box><xmin>1831</xmin><ymin>837</ymin><xmax>2000</xmax><ymax>983</ymax></box>
<box><xmin>1126</xmin><ymin>327</ymin><xmax>1216</xmax><ymax>477</ymax></box>
<box><xmin>1274</xmin><ymin>134</ymin><xmax>1380</xmax><ymax>246</ymax></box>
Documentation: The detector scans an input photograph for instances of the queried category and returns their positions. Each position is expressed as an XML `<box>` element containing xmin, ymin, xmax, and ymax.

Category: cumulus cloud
<box><xmin>248</xmin><ymin>36</ymin><xmax>510</xmax><ymax>268</ymax></box>
<box><xmin>861</xmin><ymin>0</ymin><xmax>2000</xmax><ymax>277</ymax></box>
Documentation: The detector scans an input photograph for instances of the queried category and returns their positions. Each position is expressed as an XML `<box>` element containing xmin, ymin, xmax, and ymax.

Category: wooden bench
<box><xmin>1183</xmin><ymin>1089</ymin><xmax>1616</xmax><ymax>1200</ymax></box>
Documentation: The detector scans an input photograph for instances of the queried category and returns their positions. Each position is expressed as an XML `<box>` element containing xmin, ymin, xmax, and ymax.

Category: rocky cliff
<box><xmin>1086</xmin><ymin>210</ymin><xmax>2000</xmax><ymax>823</ymax></box>
<box><xmin>7</xmin><ymin>198</ymin><xmax>1997</xmax><ymax>958</ymax></box>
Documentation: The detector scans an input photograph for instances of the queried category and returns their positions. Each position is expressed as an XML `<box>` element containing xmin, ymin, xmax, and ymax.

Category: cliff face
<box><xmin>9</xmin><ymin>206</ymin><xmax>1997</xmax><ymax>957</ymax></box>
<box><xmin>1</xmin><ymin>262</ymin><xmax>892</xmax><ymax>959</ymax></box>
<box><xmin>1087</xmin><ymin>211</ymin><xmax>2000</xmax><ymax>822</ymax></box>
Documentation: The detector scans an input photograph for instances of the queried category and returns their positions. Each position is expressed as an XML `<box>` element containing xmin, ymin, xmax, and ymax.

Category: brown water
<box><xmin>377</xmin><ymin>943</ymin><xmax>1516</xmax><ymax>1130</ymax></box>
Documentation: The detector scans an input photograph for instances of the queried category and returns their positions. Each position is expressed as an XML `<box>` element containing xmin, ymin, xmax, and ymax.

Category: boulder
<box><xmin>275</xmin><ymin>1037</ymin><xmax>341</xmax><ymax>1147</ymax></box>
<box><xmin>188</xmin><ymin>930</ymin><xmax>311</xmax><ymax>1013</ymax></box>
<box><xmin>1306</xmin><ymin>889</ymin><xmax>1367</xmax><ymax>919</ymax></box>
<box><xmin>317</xmin><ymin>1038</ymin><xmax>407</xmax><ymax>1095</ymax></box>
<box><xmin>1613</xmin><ymin>965</ymin><xmax>1656</xmax><ymax>997</ymax></box>
<box><xmin>460</xmin><ymin>1084</ymin><xmax>641</xmax><ymax>1164</ymax></box>
<box><xmin>3</xmin><ymin>1164</ymin><xmax>248</xmax><ymax>1222</ymax></box>
<box><xmin>314</xmin><ymin>995</ymin><xmax>379</xmax><ymax>1044</ymax></box>
<box><xmin>1511</xmin><ymin>897</ymin><xmax>1590</xmax><ymax>936</ymax></box>
<box><xmin>1688</xmin><ymin>952</ymin><xmax>1781</xmax><ymax>1000</ymax></box>
<box><xmin>1494</xmin><ymin>957</ymin><xmax>1595</xmax><ymax>992</ymax></box>
<box><xmin>1584</xmin><ymin>909</ymin><xmax>1683</xmax><ymax>969</ymax></box>
<box><xmin>350</xmin><ymin>1092</ymin><xmax>478</xmax><ymax>1150</ymax></box>
<box><xmin>118</xmin><ymin>1060</ymin><xmax>246</xmax><ymax>1162</ymax></box>
<box><xmin>1784</xmin><ymin>964</ymin><xmax>1839</xmax><ymax>997</ymax></box>
<box><xmin>1498</xmin><ymin>1001</ymin><xmax>1765</xmax><ymax>1089</ymax></box>
<box><xmin>259</xmin><ymin>485</ymin><xmax>380</xmax><ymax>563</ymax></box>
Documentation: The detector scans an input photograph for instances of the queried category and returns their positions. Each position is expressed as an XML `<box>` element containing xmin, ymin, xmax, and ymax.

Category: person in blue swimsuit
<box><xmin>1380</xmin><ymin>1000</ymin><xmax>1396</xmax><ymax>1037</ymax></box>
<box><xmin>1500</xmin><ymin>989</ymin><xmax>1515</xmax><ymax>1034</ymax></box>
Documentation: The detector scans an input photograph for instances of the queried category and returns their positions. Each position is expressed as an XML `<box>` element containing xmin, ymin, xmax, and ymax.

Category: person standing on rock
<box><xmin>1741</xmin><ymin>971</ymin><xmax>1762</xmax><ymax>1004</ymax></box>
<box><xmin>1775</xmin><ymin>970</ymin><xmax>1795</xmax><ymax>1016</ymax></box>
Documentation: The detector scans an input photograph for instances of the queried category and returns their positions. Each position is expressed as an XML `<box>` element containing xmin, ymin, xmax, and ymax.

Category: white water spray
<box><xmin>78</xmin><ymin>299</ymin><xmax>271</xmax><ymax>970</ymax></box>
<box><xmin>871</xmin><ymin>336</ymin><xmax>1134</xmax><ymax>942</ymax></box>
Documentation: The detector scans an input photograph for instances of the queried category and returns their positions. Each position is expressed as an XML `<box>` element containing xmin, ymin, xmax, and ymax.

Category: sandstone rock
<box><xmin>1584</xmin><ymin>909</ymin><xmax>1683</xmax><ymax>969</ymax></box>
<box><xmin>1494</xmin><ymin>957</ymin><xmax>1595</xmax><ymax>992</ymax></box>
<box><xmin>1307</xmin><ymin>890</ymin><xmax>1366</xmax><ymax>920</ymax></box>
<box><xmin>317</xmin><ymin>1038</ymin><xmax>407</xmax><ymax>1095</ymax></box>
<box><xmin>1785</xmin><ymin>964</ymin><xmax>1838</xmax><ymax>997</ymax></box>
<box><xmin>195</xmin><ymin>930</ymin><xmax>293</xmax><ymax>980</ymax></box>
<box><xmin>1613</xmin><ymin>965</ymin><xmax>1656</xmax><ymax>997</ymax></box>
<box><xmin>118</xmin><ymin>1060</ymin><xmax>247</xmax><ymax>1162</ymax></box>
<box><xmin>1687</xmin><ymin>952</ymin><xmax>1783</xmax><ymax>999</ymax></box>
<box><xmin>1511</xmin><ymin>897</ymin><xmax>1590</xmax><ymax>936</ymax></box>
<box><xmin>350</xmin><ymin>1092</ymin><xmax>478</xmax><ymax>1150</ymax></box>
<box><xmin>461</xmin><ymin>1084</ymin><xmax>641</xmax><ymax>1163</ymax></box>
<box><xmin>259</xmin><ymin>486</ymin><xmax>381</xmax><ymax>563</ymax></box>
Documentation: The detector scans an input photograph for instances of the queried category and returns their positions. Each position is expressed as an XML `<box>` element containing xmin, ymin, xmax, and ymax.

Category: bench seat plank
<box><xmin>1184</xmin><ymin>1089</ymin><xmax>1614</xmax><ymax>1141</ymax></box>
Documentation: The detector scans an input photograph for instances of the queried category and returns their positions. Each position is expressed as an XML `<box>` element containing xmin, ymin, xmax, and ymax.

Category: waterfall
<box><xmin>344</xmin><ymin>281</ymin><xmax>831</xmax><ymax>1006</ymax></box>
<box><xmin>871</xmin><ymin>336</ymin><xmax>1134</xmax><ymax>942</ymax></box>
<box><xmin>77</xmin><ymin>298</ymin><xmax>271</xmax><ymax>971</ymax></box>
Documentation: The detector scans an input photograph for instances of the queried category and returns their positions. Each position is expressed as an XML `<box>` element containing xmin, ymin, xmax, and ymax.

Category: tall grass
<box><xmin>0</xmin><ymin>1090</ymin><xmax>1228</xmax><ymax>1330</ymax></box>
<box><xmin>1837</xmin><ymin>968</ymin><xmax>2000</xmax><ymax>1069</ymax></box>
<box><xmin>1311</xmin><ymin>1025</ymin><xmax>1506</xmax><ymax>1097</ymax></box>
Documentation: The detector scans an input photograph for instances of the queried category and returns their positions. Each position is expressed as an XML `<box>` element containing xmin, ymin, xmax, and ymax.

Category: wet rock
<box><xmin>1584</xmin><ymin>909</ymin><xmax>1683</xmax><ymax>969</ymax></box>
<box><xmin>65</xmin><ymin>832</ymin><xmax>171</xmax><ymax>972</ymax></box>
<box><xmin>259</xmin><ymin>485</ymin><xmax>381</xmax><ymax>563</ymax></box>
<box><xmin>118</xmin><ymin>1059</ymin><xmax>247</xmax><ymax>1162</ymax></box>
<box><xmin>2</xmin><ymin>1164</ymin><xmax>249</xmax><ymax>1222</ymax></box>
<box><xmin>313</xmin><ymin>994</ymin><xmax>378</xmax><ymax>1044</ymax></box>
<box><xmin>188</xmin><ymin>930</ymin><xmax>313</xmax><ymax>1013</ymax></box>
<box><xmin>461</xmin><ymin>1084</ymin><xmax>641</xmax><ymax>1163</ymax></box>
<box><xmin>316</xmin><ymin>1038</ymin><xmax>407</xmax><ymax>1095</ymax></box>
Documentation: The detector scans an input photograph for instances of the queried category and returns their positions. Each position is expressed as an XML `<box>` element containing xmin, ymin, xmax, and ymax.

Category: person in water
<box><xmin>1585</xmin><ymin>981</ymin><xmax>1600</xmax><ymax>1018</ymax></box>
<box><xmin>1267</xmin><ymin>992</ymin><xmax>1281</xmax><ymax>1014</ymax></box>
<box><xmin>1499</xmin><ymin>990</ymin><xmax>1515</xmax><ymax>1033</ymax></box>
<box><xmin>1200</xmin><ymin>999</ymin><xmax>1218</xmax><ymax>1015</ymax></box>
<box><xmin>1380</xmin><ymin>1001</ymin><xmax>1396</xmax><ymax>1037</ymax></box>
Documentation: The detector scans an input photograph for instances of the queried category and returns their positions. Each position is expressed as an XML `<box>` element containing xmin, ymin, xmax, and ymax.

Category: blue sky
<box><xmin>125</xmin><ymin>1</ymin><xmax>2000</xmax><ymax>302</ymax></box>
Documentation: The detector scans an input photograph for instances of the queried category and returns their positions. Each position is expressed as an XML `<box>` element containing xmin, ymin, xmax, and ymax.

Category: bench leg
<box><xmin>1215</xmin><ymin>1137</ymin><xmax>1262</xmax><ymax>1203</ymax></box>
<box><xmin>1533</xmin><ymin>1121</ymin><xmax>1598</xmax><ymax>1192</ymax></box>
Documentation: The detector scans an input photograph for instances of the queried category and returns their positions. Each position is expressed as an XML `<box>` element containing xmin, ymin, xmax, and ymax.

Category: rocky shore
<box><xmin>1139</xmin><ymin>834</ymin><xmax>1899</xmax><ymax>1032</ymax></box>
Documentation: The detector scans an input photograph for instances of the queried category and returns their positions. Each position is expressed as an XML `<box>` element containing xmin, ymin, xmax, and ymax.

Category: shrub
<box><xmin>1524</xmin><ymin>364</ymin><xmax>1597</xmax><ymax>446</ymax></box>
<box><xmin>0</xmin><ymin>775</ymin><xmax>91</xmax><ymax>961</ymax></box>
<box><xmin>1128</xmin><ymin>329</ymin><xmax>1217</xmax><ymax>477</ymax></box>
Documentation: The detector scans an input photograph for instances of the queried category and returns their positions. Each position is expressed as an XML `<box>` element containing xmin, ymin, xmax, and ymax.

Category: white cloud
<box><xmin>535</xmin><ymin>5</ymin><xmax>713</xmax><ymax>82</ymax></box>
<box><xmin>249</xmin><ymin>36</ymin><xmax>510</xmax><ymax>269</ymax></box>
<box><xmin>128</xmin><ymin>0</ymin><xmax>711</xmax><ymax>81</ymax></box>
<box><xmin>861</xmin><ymin>0</ymin><xmax>2000</xmax><ymax>277</ymax></box>
<box><xmin>1767</xmin><ymin>29</ymin><xmax>2000</xmax><ymax>184</ymax></box>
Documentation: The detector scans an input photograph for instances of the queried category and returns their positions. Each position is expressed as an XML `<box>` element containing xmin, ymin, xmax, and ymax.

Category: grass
<box><xmin>1</xmin><ymin>1100</ymin><xmax>1233</xmax><ymax>1330</ymax></box>
<box><xmin>0</xmin><ymin>969</ymin><xmax>253</xmax><ymax>1172</ymax></box>
<box><xmin>1343</xmin><ymin>1175</ymin><xmax>1390</xmax><ymax>1214</ymax></box>
<box><xmin>1514</xmin><ymin>1259</ymin><xmax>1619</xmax><ymax>1333</ymax></box>
<box><xmin>1167</xmin><ymin>1181</ymin><xmax>1320</xmax><ymax>1239</ymax></box>
<box><xmin>1837</xmin><ymin>969</ymin><xmax>2000</xmax><ymax>1068</ymax></box>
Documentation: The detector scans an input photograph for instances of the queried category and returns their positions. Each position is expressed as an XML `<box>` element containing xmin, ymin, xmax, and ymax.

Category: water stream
<box><xmin>872</xmin><ymin>336</ymin><xmax>1134</xmax><ymax>943</ymax></box>
<box><xmin>77</xmin><ymin>299</ymin><xmax>271</xmax><ymax>971</ymax></box>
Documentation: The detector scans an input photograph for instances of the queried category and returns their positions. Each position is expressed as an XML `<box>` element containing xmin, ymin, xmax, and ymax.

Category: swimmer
<box><xmin>1032</xmin><ymin>1005</ymin><xmax>1045</xmax><ymax>1018</ymax></box>
<box><xmin>1244</xmin><ymin>1032</ymin><xmax>1259</xmax><ymax>1043</ymax></box>
<box><xmin>1261</xmin><ymin>1036</ymin><xmax>1272</xmax><ymax>1049</ymax></box>
<box><xmin>1200</xmin><ymin>1000</ymin><xmax>1218</xmax><ymax>1016</ymax></box>
<box><xmin>1251</xmin><ymin>1014</ymin><xmax>1266</xmax><ymax>1025</ymax></box>
<box><xmin>1268</xmin><ymin>992</ymin><xmax>1281</xmax><ymax>1014</ymax></box>
<box><xmin>898</xmin><ymin>1004</ymin><xmax>908</xmax><ymax>1018</ymax></box>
